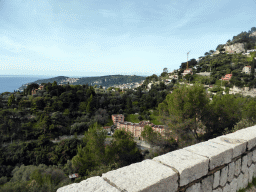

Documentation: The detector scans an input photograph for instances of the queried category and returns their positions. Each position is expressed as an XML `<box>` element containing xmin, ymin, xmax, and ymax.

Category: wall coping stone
<box><xmin>228</xmin><ymin>126</ymin><xmax>256</xmax><ymax>150</ymax></box>
<box><xmin>57</xmin><ymin>176</ymin><xmax>120</xmax><ymax>192</ymax></box>
<box><xmin>153</xmin><ymin>149</ymin><xmax>209</xmax><ymax>186</ymax></box>
<box><xmin>209</xmin><ymin>135</ymin><xmax>247</xmax><ymax>159</ymax></box>
<box><xmin>184</xmin><ymin>141</ymin><xmax>232</xmax><ymax>170</ymax></box>
<box><xmin>102</xmin><ymin>159</ymin><xmax>178</xmax><ymax>192</ymax></box>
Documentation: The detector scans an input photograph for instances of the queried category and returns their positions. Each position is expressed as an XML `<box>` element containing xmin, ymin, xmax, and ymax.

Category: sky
<box><xmin>0</xmin><ymin>0</ymin><xmax>256</xmax><ymax>78</ymax></box>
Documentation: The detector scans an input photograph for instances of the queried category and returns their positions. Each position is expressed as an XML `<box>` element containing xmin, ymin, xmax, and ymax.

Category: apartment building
<box><xmin>111</xmin><ymin>114</ymin><xmax>125</xmax><ymax>126</ymax></box>
<box><xmin>115</xmin><ymin>118</ymin><xmax>166</xmax><ymax>140</ymax></box>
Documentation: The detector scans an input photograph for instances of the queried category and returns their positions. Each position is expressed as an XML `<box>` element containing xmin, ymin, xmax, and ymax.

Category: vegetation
<box><xmin>124</xmin><ymin>114</ymin><xmax>140</xmax><ymax>123</ymax></box>
<box><xmin>0</xmin><ymin>76</ymin><xmax>169</xmax><ymax>190</ymax></box>
<box><xmin>1</xmin><ymin>27</ymin><xmax>256</xmax><ymax>191</ymax></box>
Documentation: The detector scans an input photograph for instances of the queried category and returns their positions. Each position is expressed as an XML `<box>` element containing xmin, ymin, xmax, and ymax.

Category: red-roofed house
<box><xmin>221</xmin><ymin>74</ymin><xmax>232</xmax><ymax>81</ymax></box>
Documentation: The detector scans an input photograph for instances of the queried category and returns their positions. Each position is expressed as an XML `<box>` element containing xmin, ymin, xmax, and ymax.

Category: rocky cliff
<box><xmin>224</xmin><ymin>43</ymin><xmax>246</xmax><ymax>53</ymax></box>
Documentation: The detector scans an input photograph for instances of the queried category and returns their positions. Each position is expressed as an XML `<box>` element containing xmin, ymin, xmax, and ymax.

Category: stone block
<box><xmin>248</xmin><ymin>152</ymin><xmax>253</xmax><ymax>166</ymax></box>
<box><xmin>253</xmin><ymin>149</ymin><xmax>256</xmax><ymax>163</ymax></box>
<box><xmin>242</xmin><ymin>155</ymin><xmax>248</xmax><ymax>173</ymax></box>
<box><xmin>228</xmin><ymin>161</ymin><xmax>235</xmax><ymax>182</ymax></box>
<box><xmin>185</xmin><ymin>182</ymin><xmax>202</xmax><ymax>192</ymax></box>
<box><xmin>243</xmin><ymin>168</ymin><xmax>249</xmax><ymax>189</ymax></box>
<box><xmin>231</xmin><ymin>126</ymin><xmax>256</xmax><ymax>150</ymax></box>
<box><xmin>209</xmin><ymin>135</ymin><xmax>246</xmax><ymax>158</ymax></box>
<box><xmin>254</xmin><ymin>163</ymin><xmax>256</xmax><ymax>178</ymax></box>
<box><xmin>56</xmin><ymin>176</ymin><xmax>120</xmax><ymax>192</ymax></box>
<box><xmin>153</xmin><ymin>149</ymin><xmax>208</xmax><ymax>186</ymax></box>
<box><xmin>237</xmin><ymin>173</ymin><xmax>244</xmax><ymax>191</ymax></box>
<box><xmin>249</xmin><ymin>164</ymin><xmax>255</xmax><ymax>183</ymax></box>
<box><xmin>184</xmin><ymin>141</ymin><xmax>232</xmax><ymax>170</ymax></box>
<box><xmin>213</xmin><ymin>170</ymin><xmax>220</xmax><ymax>189</ymax></box>
<box><xmin>212</xmin><ymin>188</ymin><xmax>222</xmax><ymax>192</ymax></box>
<box><xmin>235</xmin><ymin>158</ymin><xmax>241</xmax><ymax>176</ymax></box>
<box><xmin>220</xmin><ymin>166</ymin><xmax>228</xmax><ymax>187</ymax></box>
<box><xmin>201</xmin><ymin>175</ymin><xmax>213</xmax><ymax>192</ymax></box>
<box><xmin>57</xmin><ymin>183</ymin><xmax>78</xmax><ymax>192</ymax></box>
<box><xmin>102</xmin><ymin>159</ymin><xmax>178</xmax><ymax>192</ymax></box>
<box><xmin>222</xmin><ymin>183</ymin><xmax>230</xmax><ymax>192</ymax></box>
<box><xmin>230</xmin><ymin>178</ymin><xmax>237</xmax><ymax>192</ymax></box>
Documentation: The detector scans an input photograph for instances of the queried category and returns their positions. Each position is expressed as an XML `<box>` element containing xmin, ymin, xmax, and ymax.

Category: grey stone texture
<box><xmin>220</xmin><ymin>166</ymin><xmax>228</xmax><ymax>187</ymax></box>
<box><xmin>237</xmin><ymin>173</ymin><xmax>244</xmax><ymax>191</ymax></box>
<box><xmin>230</xmin><ymin>178</ymin><xmax>237</xmax><ymax>192</ymax></box>
<box><xmin>248</xmin><ymin>152</ymin><xmax>253</xmax><ymax>166</ymax></box>
<box><xmin>185</xmin><ymin>183</ymin><xmax>202</xmax><ymax>192</ymax></box>
<box><xmin>213</xmin><ymin>170</ymin><xmax>220</xmax><ymax>189</ymax></box>
<box><xmin>243</xmin><ymin>168</ymin><xmax>249</xmax><ymax>189</ymax></box>
<box><xmin>249</xmin><ymin>164</ymin><xmax>255</xmax><ymax>183</ymax></box>
<box><xmin>222</xmin><ymin>183</ymin><xmax>230</xmax><ymax>192</ymax></box>
<box><xmin>228</xmin><ymin>161</ymin><xmax>235</xmax><ymax>182</ymax></box>
<box><xmin>184</xmin><ymin>141</ymin><xmax>232</xmax><ymax>170</ymax></box>
<box><xmin>212</xmin><ymin>188</ymin><xmax>222</xmax><ymax>192</ymax></box>
<box><xmin>242</xmin><ymin>155</ymin><xmax>248</xmax><ymax>173</ymax></box>
<box><xmin>253</xmin><ymin>149</ymin><xmax>256</xmax><ymax>163</ymax></box>
<box><xmin>153</xmin><ymin>149</ymin><xmax>208</xmax><ymax>186</ymax></box>
<box><xmin>209</xmin><ymin>135</ymin><xmax>246</xmax><ymax>158</ymax></box>
<box><xmin>201</xmin><ymin>175</ymin><xmax>213</xmax><ymax>192</ymax></box>
<box><xmin>235</xmin><ymin>158</ymin><xmax>241</xmax><ymax>176</ymax></box>
<box><xmin>102</xmin><ymin>159</ymin><xmax>178</xmax><ymax>192</ymax></box>
<box><xmin>56</xmin><ymin>176</ymin><xmax>120</xmax><ymax>192</ymax></box>
<box><xmin>231</xmin><ymin>126</ymin><xmax>256</xmax><ymax>150</ymax></box>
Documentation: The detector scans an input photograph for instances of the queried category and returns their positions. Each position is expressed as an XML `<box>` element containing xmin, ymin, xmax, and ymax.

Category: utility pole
<box><xmin>187</xmin><ymin>51</ymin><xmax>191</xmax><ymax>70</ymax></box>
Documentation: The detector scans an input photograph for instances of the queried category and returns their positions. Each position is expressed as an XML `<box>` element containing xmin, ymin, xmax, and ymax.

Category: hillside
<box><xmin>176</xmin><ymin>27</ymin><xmax>256</xmax><ymax>89</ymax></box>
<box><xmin>16</xmin><ymin>75</ymin><xmax>146</xmax><ymax>91</ymax></box>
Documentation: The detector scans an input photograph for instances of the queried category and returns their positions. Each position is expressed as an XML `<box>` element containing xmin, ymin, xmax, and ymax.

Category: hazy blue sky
<box><xmin>0</xmin><ymin>0</ymin><xmax>256</xmax><ymax>77</ymax></box>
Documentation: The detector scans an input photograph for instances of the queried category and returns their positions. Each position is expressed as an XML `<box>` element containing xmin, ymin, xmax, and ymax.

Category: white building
<box><xmin>247</xmin><ymin>49</ymin><xmax>256</xmax><ymax>53</ymax></box>
<box><xmin>242</xmin><ymin>66</ymin><xmax>252</xmax><ymax>74</ymax></box>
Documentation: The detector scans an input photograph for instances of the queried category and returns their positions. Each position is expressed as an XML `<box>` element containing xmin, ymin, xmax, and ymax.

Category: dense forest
<box><xmin>0</xmin><ymin>79</ymin><xmax>171</xmax><ymax>191</ymax></box>
<box><xmin>1</xmin><ymin>27</ymin><xmax>256</xmax><ymax>192</ymax></box>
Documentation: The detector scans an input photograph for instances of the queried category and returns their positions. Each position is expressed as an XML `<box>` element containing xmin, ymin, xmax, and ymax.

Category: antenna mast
<box><xmin>187</xmin><ymin>51</ymin><xmax>191</xmax><ymax>70</ymax></box>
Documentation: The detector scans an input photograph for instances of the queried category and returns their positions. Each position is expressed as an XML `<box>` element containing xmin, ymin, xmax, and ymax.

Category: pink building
<box><xmin>111</xmin><ymin>114</ymin><xmax>125</xmax><ymax>126</ymax></box>
<box><xmin>116</xmin><ymin>120</ymin><xmax>166</xmax><ymax>140</ymax></box>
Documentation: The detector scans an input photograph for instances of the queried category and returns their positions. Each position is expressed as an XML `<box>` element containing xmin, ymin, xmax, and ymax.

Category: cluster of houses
<box><xmin>220</xmin><ymin>65</ymin><xmax>252</xmax><ymax>81</ymax></box>
<box><xmin>111</xmin><ymin>114</ymin><xmax>166</xmax><ymax>140</ymax></box>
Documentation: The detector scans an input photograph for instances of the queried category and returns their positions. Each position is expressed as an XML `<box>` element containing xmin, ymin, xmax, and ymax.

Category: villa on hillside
<box><xmin>182</xmin><ymin>68</ymin><xmax>193</xmax><ymax>76</ymax></box>
<box><xmin>242</xmin><ymin>66</ymin><xmax>252</xmax><ymax>74</ymax></box>
<box><xmin>221</xmin><ymin>74</ymin><xmax>232</xmax><ymax>81</ymax></box>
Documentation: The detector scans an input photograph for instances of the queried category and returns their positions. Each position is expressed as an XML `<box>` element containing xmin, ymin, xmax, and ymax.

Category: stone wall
<box><xmin>57</xmin><ymin>125</ymin><xmax>256</xmax><ymax>192</ymax></box>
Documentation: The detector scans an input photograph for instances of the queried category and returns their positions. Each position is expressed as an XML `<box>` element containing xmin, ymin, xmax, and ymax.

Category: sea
<box><xmin>0</xmin><ymin>75</ymin><xmax>55</xmax><ymax>94</ymax></box>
